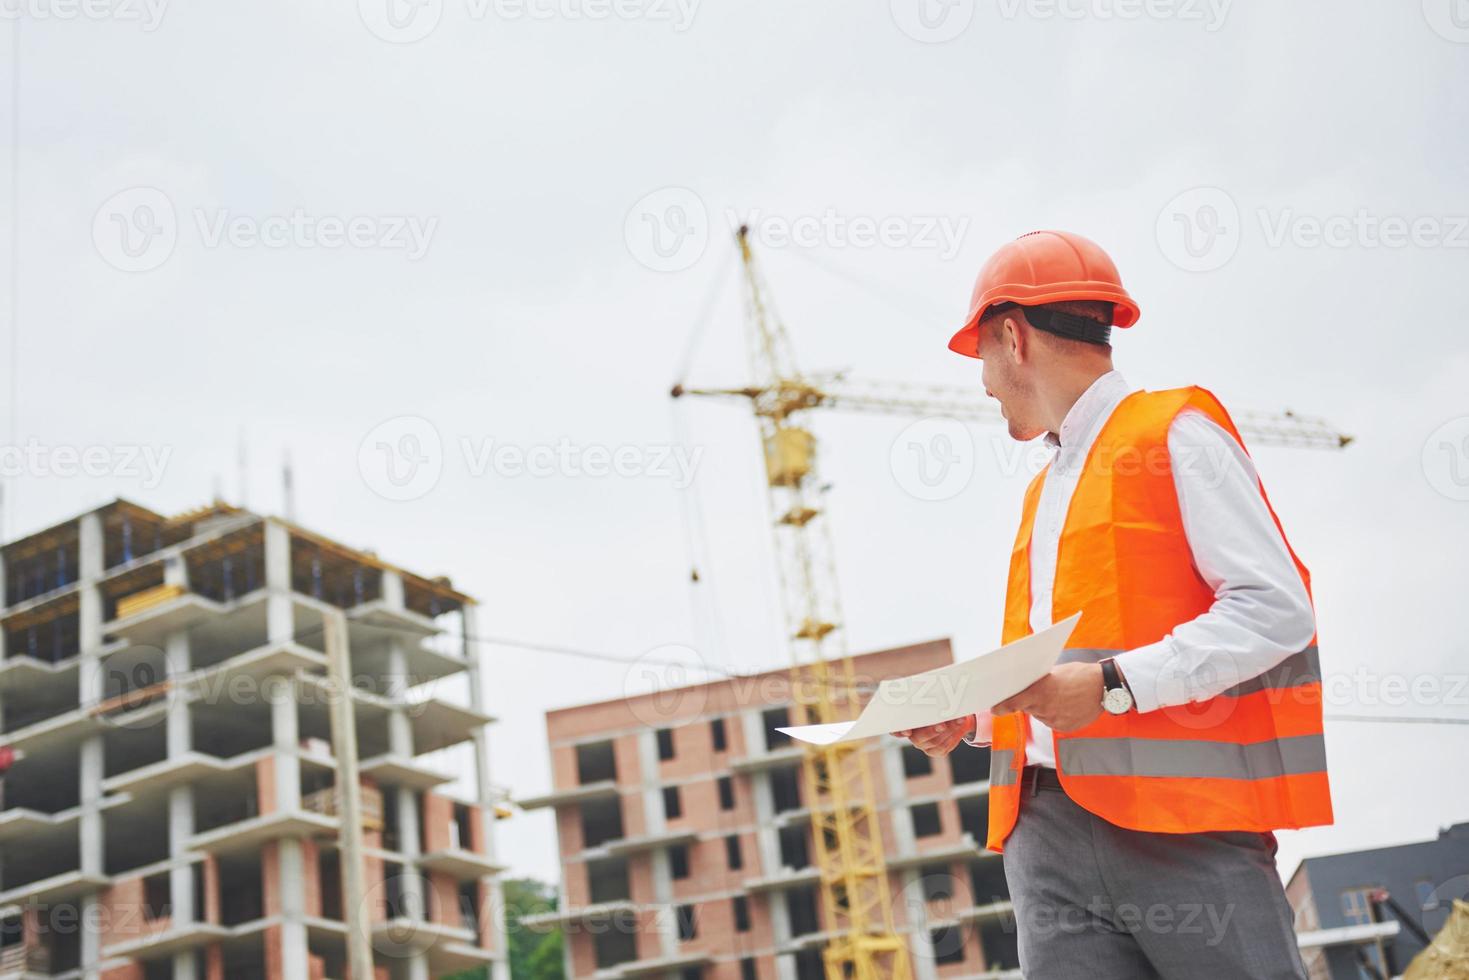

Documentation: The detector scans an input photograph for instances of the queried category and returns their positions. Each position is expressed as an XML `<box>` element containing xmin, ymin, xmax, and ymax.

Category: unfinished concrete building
<box><xmin>518</xmin><ymin>642</ymin><xmax>1020</xmax><ymax>980</ymax></box>
<box><xmin>0</xmin><ymin>499</ymin><xmax>508</xmax><ymax>979</ymax></box>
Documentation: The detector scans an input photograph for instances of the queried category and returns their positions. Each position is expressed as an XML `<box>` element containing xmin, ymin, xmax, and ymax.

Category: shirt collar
<box><xmin>1045</xmin><ymin>370</ymin><xmax>1130</xmax><ymax>453</ymax></box>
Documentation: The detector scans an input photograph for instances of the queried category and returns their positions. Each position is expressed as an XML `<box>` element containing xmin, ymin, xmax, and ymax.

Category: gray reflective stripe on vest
<box><xmin>1054</xmin><ymin>644</ymin><xmax>1320</xmax><ymax>696</ymax></box>
<box><xmin>1057</xmin><ymin>732</ymin><xmax>1327</xmax><ymax>781</ymax></box>
<box><xmin>990</xmin><ymin>748</ymin><xmax>1018</xmax><ymax>786</ymax></box>
<box><xmin>1223</xmin><ymin>645</ymin><xmax>1320</xmax><ymax>697</ymax></box>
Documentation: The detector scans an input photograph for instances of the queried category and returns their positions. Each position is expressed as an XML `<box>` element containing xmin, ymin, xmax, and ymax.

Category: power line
<box><xmin>281</xmin><ymin>614</ymin><xmax>740</xmax><ymax>679</ymax></box>
<box><xmin>473</xmin><ymin>634</ymin><xmax>738</xmax><ymax>679</ymax></box>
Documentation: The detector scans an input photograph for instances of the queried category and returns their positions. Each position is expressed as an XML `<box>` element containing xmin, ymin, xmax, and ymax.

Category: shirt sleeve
<box><xmin>1112</xmin><ymin>410</ymin><xmax>1317</xmax><ymax>713</ymax></box>
<box><xmin>962</xmin><ymin>711</ymin><xmax>994</xmax><ymax>747</ymax></box>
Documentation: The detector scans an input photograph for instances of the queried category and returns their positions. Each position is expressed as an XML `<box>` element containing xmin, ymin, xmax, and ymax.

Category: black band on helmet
<box><xmin>1023</xmin><ymin>307</ymin><xmax>1113</xmax><ymax>346</ymax></box>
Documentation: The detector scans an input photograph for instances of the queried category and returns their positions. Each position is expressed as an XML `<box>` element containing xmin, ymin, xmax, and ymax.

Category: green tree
<box><xmin>447</xmin><ymin>877</ymin><xmax>564</xmax><ymax>980</ymax></box>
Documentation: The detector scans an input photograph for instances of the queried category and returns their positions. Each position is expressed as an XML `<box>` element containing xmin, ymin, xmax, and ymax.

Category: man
<box><xmin>900</xmin><ymin>230</ymin><xmax>1332</xmax><ymax>978</ymax></box>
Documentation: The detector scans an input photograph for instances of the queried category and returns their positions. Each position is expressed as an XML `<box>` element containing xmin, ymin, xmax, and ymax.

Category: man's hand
<box><xmin>895</xmin><ymin>718</ymin><xmax>974</xmax><ymax>757</ymax></box>
<box><xmin>992</xmin><ymin>662</ymin><xmax>1105</xmax><ymax>732</ymax></box>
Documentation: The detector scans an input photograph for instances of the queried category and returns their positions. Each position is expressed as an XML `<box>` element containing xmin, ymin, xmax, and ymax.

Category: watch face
<box><xmin>1103</xmin><ymin>687</ymin><xmax>1134</xmax><ymax>715</ymax></box>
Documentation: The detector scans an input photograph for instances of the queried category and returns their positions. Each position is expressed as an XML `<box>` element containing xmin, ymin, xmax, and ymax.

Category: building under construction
<box><xmin>1287</xmin><ymin>821</ymin><xmax>1469</xmax><ymax>979</ymax></box>
<box><xmin>0</xmin><ymin>499</ymin><xmax>508</xmax><ymax>979</ymax></box>
<box><xmin>518</xmin><ymin>642</ymin><xmax>1019</xmax><ymax>980</ymax></box>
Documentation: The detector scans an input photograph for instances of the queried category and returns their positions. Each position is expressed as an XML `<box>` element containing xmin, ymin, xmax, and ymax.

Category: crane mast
<box><xmin>734</xmin><ymin>226</ymin><xmax>913</xmax><ymax>980</ymax></box>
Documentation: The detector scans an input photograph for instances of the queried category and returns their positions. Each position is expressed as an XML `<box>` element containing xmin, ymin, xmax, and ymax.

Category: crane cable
<box><xmin>783</xmin><ymin>246</ymin><xmax>957</xmax><ymax>339</ymax></box>
<box><xmin>670</xmin><ymin>237</ymin><xmax>743</xmax><ymax>678</ymax></box>
<box><xmin>672</xmin><ymin>235</ymin><xmax>735</xmax><ymax>388</ymax></box>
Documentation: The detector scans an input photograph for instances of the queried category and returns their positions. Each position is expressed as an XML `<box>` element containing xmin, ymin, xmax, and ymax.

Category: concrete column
<box><xmin>263</xmin><ymin>521</ymin><xmax>293</xmax><ymax>645</ymax></box>
<box><xmin>77</xmin><ymin>602</ymin><xmax>105</xmax><ymax>706</ymax></box>
<box><xmin>79</xmin><ymin>739</ymin><xmax>104</xmax><ymax>873</ymax></box>
<box><xmin>460</xmin><ymin>604</ymin><xmax>496</xmax><ymax>806</ymax></box>
<box><xmin>637</xmin><ymin>730</ymin><xmax>664</xmax><ymax>836</ymax></box>
<box><xmin>770</xmin><ymin>890</ymin><xmax>794</xmax><ymax>967</ymax></box>
<box><xmin>269</xmin><ymin>683</ymin><xmax>301</xmax><ymax>811</ymax></box>
<box><xmin>276</xmin><ymin>839</ymin><xmax>310</xmax><ymax>980</ymax></box>
<box><xmin>166</xmin><ymin>632</ymin><xmax>192</xmax><ymax>758</ymax></box>
<box><xmin>79</xmin><ymin>893</ymin><xmax>103</xmax><ymax>978</ymax></box>
<box><xmin>881</xmin><ymin>745</ymin><xmax>916</xmax><ymax>858</ymax></box>
<box><xmin>405</xmin><ymin>947</ymin><xmax>430</xmax><ymax>980</ymax></box>
<box><xmin>387</xmin><ymin>705</ymin><xmax>414</xmax><ymax>761</ymax></box>
<box><xmin>76</xmin><ymin>513</ymin><xmax>105</xmax><ymax>980</ymax></box>
<box><xmin>397</xmin><ymin>789</ymin><xmax>424</xmax><ymax>884</ymax></box>
<box><xmin>901</xmin><ymin>866</ymin><xmax>937</xmax><ymax>980</ymax></box>
<box><xmin>78</xmin><ymin>512</ymin><xmax>103</xmax><ymax>583</ymax></box>
<box><xmin>380</xmin><ymin>569</ymin><xmax>405</xmax><ymax>611</ymax></box>
<box><xmin>740</xmin><ymin>707</ymin><xmax>766</xmax><ymax>757</ymax></box>
<box><xmin>79</xmin><ymin>740</ymin><xmax>106</xmax><ymax>976</ymax></box>
<box><xmin>163</xmin><ymin>554</ymin><xmax>188</xmax><ymax>588</ymax></box>
<box><xmin>385</xmin><ymin>640</ymin><xmax>413</xmax><ymax>712</ymax></box>
<box><xmin>0</xmin><ymin>552</ymin><xmax>7</xmax><ymax>658</ymax></box>
<box><xmin>169</xmin><ymin>786</ymin><xmax>199</xmax><ymax>980</ymax></box>
<box><xmin>751</xmin><ymin>773</ymin><xmax>780</xmax><ymax>873</ymax></box>
<box><xmin>637</xmin><ymin>729</ymin><xmax>678</xmax><ymax>958</ymax></box>
<box><xmin>460</xmin><ymin>602</ymin><xmax>510</xmax><ymax>967</ymax></box>
<box><xmin>377</xmin><ymin>633</ymin><xmax>429</xmax><ymax>978</ymax></box>
<box><xmin>169</xmin><ymin>790</ymin><xmax>196</xmax><ymax>920</ymax></box>
<box><xmin>395</xmin><ymin>787</ymin><xmax>431</xmax><ymax>980</ymax></box>
<box><xmin>384</xmin><ymin>635</ymin><xmax>433</xmax><ymax>977</ymax></box>
<box><xmin>78</xmin><ymin>513</ymin><xmax>104</xmax><ymax>704</ymax></box>
<box><xmin>161</xmin><ymin>612</ymin><xmax>194</xmax><ymax>980</ymax></box>
<box><xmin>171</xmin><ymin>946</ymin><xmax>200</xmax><ymax>980</ymax></box>
<box><xmin>466</xmin><ymin>728</ymin><xmax>496</xmax><ymax>843</ymax></box>
<box><xmin>650</xmin><ymin>848</ymin><xmax>677</xmax><ymax>959</ymax></box>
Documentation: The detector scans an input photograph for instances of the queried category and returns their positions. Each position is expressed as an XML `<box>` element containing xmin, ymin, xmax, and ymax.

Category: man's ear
<box><xmin>1002</xmin><ymin>314</ymin><xmax>1026</xmax><ymax>364</ymax></box>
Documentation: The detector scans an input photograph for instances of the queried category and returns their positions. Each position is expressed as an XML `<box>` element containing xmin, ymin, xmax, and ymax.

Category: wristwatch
<box><xmin>1100</xmin><ymin>658</ymin><xmax>1134</xmax><ymax>715</ymax></box>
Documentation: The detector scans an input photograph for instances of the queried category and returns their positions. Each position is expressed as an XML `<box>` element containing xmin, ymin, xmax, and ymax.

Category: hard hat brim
<box><xmin>948</xmin><ymin>288</ymin><xmax>1141</xmax><ymax>360</ymax></box>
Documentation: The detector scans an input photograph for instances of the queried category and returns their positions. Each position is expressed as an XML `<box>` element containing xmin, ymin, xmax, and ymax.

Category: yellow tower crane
<box><xmin>671</xmin><ymin>225</ymin><xmax>1352</xmax><ymax>980</ymax></box>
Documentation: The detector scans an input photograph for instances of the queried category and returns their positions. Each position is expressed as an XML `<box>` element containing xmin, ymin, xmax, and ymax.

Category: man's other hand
<box><xmin>992</xmin><ymin>662</ymin><xmax>1104</xmax><ymax>732</ymax></box>
<box><xmin>895</xmin><ymin>718</ymin><xmax>974</xmax><ymax>757</ymax></box>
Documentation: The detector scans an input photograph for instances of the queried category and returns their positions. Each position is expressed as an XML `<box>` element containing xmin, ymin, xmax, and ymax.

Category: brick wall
<box><xmin>98</xmin><ymin>872</ymin><xmax>172</xmax><ymax>953</ymax></box>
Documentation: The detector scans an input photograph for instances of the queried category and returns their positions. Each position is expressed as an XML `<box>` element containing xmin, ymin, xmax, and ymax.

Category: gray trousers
<box><xmin>1002</xmin><ymin>779</ymin><xmax>1309</xmax><ymax>979</ymax></box>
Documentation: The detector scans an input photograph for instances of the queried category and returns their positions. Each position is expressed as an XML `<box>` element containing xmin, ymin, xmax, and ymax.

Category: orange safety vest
<box><xmin>986</xmin><ymin>386</ymin><xmax>1333</xmax><ymax>852</ymax></box>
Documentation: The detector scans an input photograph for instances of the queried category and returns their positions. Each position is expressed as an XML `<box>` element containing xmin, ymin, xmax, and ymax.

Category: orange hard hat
<box><xmin>948</xmin><ymin>230</ymin><xmax>1140</xmax><ymax>358</ymax></box>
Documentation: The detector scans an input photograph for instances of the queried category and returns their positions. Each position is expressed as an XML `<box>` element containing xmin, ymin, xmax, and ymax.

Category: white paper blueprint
<box><xmin>774</xmin><ymin>612</ymin><xmax>1082</xmax><ymax>746</ymax></box>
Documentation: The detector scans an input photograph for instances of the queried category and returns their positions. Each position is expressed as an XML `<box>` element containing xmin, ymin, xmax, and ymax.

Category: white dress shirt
<box><xmin>970</xmin><ymin>370</ymin><xmax>1316</xmax><ymax>765</ymax></box>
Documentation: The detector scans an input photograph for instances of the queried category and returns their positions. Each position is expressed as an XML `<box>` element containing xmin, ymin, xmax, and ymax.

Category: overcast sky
<box><xmin>3</xmin><ymin>0</ymin><xmax>1468</xmax><ymax>885</ymax></box>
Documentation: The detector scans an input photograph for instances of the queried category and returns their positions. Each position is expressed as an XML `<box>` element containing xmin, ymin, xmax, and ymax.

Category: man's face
<box><xmin>978</xmin><ymin>314</ymin><xmax>1048</xmax><ymax>442</ymax></box>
